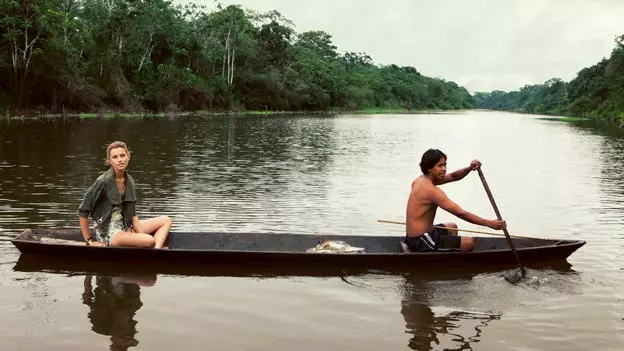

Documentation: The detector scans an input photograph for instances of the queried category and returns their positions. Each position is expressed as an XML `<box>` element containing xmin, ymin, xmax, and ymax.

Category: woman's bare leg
<box><xmin>138</xmin><ymin>216</ymin><xmax>172</xmax><ymax>249</ymax></box>
<box><xmin>110</xmin><ymin>231</ymin><xmax>156</xmax><ymax>248</ymax></box>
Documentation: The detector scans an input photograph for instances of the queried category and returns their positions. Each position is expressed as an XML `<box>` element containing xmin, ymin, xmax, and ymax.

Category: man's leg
<box><xmin>439</xmin><ymin>223</ymin><xmax>474</xmax><ymax>251</ymax></box>
<box><xmin>435</xmin><ymin>229</ymin><xmax>474</xmax><ymax>252</ymax></box>
<box><xmin>459</xmin><ymin>236</ymin><xmax>475</xmax><ymax>252</ymax></box>
<box><xmin>441</xmin><ymin>222</ymin><xmax>458</xmax><ymax>235</ymax></box>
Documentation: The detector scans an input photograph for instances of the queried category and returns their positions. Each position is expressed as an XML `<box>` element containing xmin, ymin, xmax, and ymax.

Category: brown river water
<box><xmin>0</xmin><ymin>111</ymin><xmax>622</xmax><ymax>350</ymax></box>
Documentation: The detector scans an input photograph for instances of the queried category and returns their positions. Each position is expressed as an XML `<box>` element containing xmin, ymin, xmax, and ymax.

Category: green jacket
<box><xmin>78</xmin><ymin>168</ymin><xmax>137</xmax><ymax>232</ymax></box>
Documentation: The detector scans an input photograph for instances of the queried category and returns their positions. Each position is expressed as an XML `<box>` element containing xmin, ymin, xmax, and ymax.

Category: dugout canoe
<box><xmin>11</xmin><ymin>229</ymin><xmax>585</xmax><ymax>270</ymax></box>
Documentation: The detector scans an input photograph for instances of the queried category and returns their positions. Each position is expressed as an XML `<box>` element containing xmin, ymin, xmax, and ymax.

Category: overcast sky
<box><xmin>181</xmin><ymin>0</ymin><xmax>624</xmax><ymax>93</ymax></box>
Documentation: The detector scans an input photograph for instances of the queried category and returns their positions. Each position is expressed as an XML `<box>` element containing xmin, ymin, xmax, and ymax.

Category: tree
<box><xmin>2</xmin><ymin>0</ymin><xmax>48</xmax><ymax>106</ymax></box>
<box><xmin>0</xmin><ymin>1</ymin><xmax>476</xmax><ymax>114</ymax></box>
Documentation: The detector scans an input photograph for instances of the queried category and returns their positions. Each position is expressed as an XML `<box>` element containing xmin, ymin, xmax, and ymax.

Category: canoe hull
<box><xmin>11</xmin><ymin>229</ymin><xmax>586</xmax><ymax>272</ymax></box>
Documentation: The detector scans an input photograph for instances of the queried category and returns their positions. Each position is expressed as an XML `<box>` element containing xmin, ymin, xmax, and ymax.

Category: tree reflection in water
<box><xmin>399</xmin><ymin>273</ymin><xmax>501</xmax><ymax>351</ymax></box>
<box><xmin>81</xmin><ymin>274</ymin><xmax>156</xmax><ymax>351</ymax></box>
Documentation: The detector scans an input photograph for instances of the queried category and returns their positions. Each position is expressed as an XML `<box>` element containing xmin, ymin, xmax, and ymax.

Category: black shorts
<box><xmin>404</xmin><ymin>224</ymin><xmax>461</xmax><ymax>252</ymax></box>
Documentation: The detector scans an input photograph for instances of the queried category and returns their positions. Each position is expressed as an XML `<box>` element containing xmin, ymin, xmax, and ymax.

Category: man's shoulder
<box><xmin>411</xmin><ymin>176</ymin><xmax>435</xmax><ymax>189</ymax></box>
<box><xmin>411</xmin><ymin>175</ymin><xmax>424</xmax><ymax>185</ymax></box>
<box><xmin>411</xmin><ymin>176</ymin><xmax>437</xmax><ymax>198</ymax></box>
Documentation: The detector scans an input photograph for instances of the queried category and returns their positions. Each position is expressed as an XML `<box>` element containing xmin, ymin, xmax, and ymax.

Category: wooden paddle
<box><xmin>376</xmin><ymin>219</ymin><xmax>537</xmax><ymax>239</ymax></box>
<box><xmin>477</xmin><ymin>167</ymin><xmax>526</xmax><ymax>277</ymax></box>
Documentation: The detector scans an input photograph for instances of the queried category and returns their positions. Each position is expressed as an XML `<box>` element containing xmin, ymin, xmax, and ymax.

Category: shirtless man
<box><xmin>405</xmin><ymin>149</ymin><xmax>507</xmax><ymax>252</ymax></box>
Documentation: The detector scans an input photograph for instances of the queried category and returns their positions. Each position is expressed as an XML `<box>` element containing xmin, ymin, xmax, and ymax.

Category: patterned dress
<box><xmin>95</xmin><ymin>192</ymin><xmax>126</xmax><ymax>246</ymax></box>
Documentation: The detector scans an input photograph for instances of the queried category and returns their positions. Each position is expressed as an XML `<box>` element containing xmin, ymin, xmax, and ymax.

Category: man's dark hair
<box><xmin>420</xmin><ymin>149</ymin><xmax>447</xmax><ymax>174</ymax></box>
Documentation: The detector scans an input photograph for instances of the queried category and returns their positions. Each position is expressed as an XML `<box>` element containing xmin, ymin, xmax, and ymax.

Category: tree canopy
<box><xmin>473</xmin><ymin>35</ymin><xmax>624</xmax><ymax>119</ymax></box>
<box><xmin>0</xmin><ymin>0</ymin><xmax>474</xmax><ymax>114</ymax></box>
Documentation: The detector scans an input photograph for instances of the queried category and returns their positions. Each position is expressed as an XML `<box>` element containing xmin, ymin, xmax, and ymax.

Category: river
<box><xmin>0</xmin><ymin>111</ymin><xmax>622</xmax><ymax>350</ymax></box>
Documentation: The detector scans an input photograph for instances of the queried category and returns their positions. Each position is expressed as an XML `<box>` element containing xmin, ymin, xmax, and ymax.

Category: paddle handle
<box><xmin>477</xmin><ymin>168</ymin><xmax>526</xmax><ymax>275</ymax></box>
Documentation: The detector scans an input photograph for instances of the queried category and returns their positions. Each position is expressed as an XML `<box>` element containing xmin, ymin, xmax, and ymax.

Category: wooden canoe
<box><xmin>11</xmin><ymin>229</ymin><xmax>585</xmax><ymax>271</ymax></box>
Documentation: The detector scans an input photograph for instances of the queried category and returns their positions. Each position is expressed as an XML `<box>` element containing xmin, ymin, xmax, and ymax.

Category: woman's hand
<box><xmin>131</xmin><ymin>216</ymin><xmax>143</xmax><ymax>234</ymax></box>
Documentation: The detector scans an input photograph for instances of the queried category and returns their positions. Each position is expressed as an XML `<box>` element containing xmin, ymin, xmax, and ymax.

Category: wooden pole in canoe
<box><xmin>477</xmin><ymin>168</ymin><xmax>526</xmax><ymax>277</ymax></box>
<box><xmin>376</xmin><ymin>219</ymin><xmax>537</xmax><ymax>239</ymax></box>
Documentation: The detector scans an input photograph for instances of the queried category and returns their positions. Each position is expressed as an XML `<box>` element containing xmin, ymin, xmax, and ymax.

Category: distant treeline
<box><xmin>0</xmin><ymin>0</ymin><xmax>474</xmax><ymax>115</ymax></box>
<box><xmin>473</xmin><ymin>35</ymin><xmax>624</xmax><ymax>120</ymax></box>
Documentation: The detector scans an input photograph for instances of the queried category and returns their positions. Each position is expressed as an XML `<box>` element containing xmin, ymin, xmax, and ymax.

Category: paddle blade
<box><xmin>503</xmin><ymin>268</ymin><xmax>526</xmax><ymax>284</ymax></box>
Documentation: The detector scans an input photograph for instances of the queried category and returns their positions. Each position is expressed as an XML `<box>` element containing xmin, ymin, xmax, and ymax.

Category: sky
<box><xmin>179</xmin><ymin>0</ymin><xmax>624</xmax><ymax>93</ymax></box>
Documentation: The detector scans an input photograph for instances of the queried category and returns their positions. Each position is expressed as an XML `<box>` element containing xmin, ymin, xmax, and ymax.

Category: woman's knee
<box><xmin>148</xmin><ymin>238</ymin><xmax>156</xmax><ymax>247</ymax></box>
<box><xmin>163</xmin><ymin>215</ymin><xmax>172</xmax><ymax>227</ymax></box>
<box><xmin>155</xmin><ymin>215</ymin><xmax>172</xmax><ymax>228</ymax></box>
<box><xmin>139</xmin><ymin>235</ymin><xmax>156</xmax><ymax>248</ymax></box>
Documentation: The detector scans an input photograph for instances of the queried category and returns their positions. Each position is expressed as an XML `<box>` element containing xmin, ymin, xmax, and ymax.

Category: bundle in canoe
<box><xmin>11</xmin><ymin>229</ymin><xmax>585</xmax><ymax>270</ymax></box>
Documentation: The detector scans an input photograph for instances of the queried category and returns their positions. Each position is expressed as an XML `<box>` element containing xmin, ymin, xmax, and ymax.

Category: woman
<box><xmin>78</xmin><ymin>141</ymin><xmax>172</xmax><ymax>248</ymax></box>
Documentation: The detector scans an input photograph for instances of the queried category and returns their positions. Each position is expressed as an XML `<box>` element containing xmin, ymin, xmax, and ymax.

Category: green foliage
<box><xmin>0</xmin><ymin>0</ymin><xmax>472</xmax><ymax>114</ymax></box>
<box><xmin>474</xmin><ymin>35</ymin><xmax>624</xmax><ymax>119</ymax></box>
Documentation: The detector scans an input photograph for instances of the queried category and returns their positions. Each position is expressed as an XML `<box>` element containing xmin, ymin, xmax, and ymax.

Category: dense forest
<box><xmin>0</xmin><ymin>0</ymin><xmax>474</xmax><ymax>115</ymax></box>
<box><xmin>473</xmin><ymin>35</ymin><xmax>624</xmax><ymax>120</ymax></box>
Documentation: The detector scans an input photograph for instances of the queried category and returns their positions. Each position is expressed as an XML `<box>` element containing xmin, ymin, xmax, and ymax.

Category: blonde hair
<box><xmin>105</xmin><ymin>141</ymin><xmax>130</xmax><ymax>164</ymax></box>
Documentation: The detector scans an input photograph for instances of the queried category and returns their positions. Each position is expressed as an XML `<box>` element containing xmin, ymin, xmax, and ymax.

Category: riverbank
<box><xmin>3</xmin><ymin>108</ymin><xmax>621</xmax><ymax>125</ymax></box>
<box><xmin>536</xmin><ymin>116</ymin><xmax>624</xmax><ymax>124</ymax></box>
<box><xmin>534</xmin><ymin>116</ymin><xmax>624</xmax><ymax>137</ymax></box>
<box><xmin>1</xmin><ymin>107</ymin><xmax>464</xmax><ymax>120</ymax></box>
<box><xmin>475</xmin><ymin>108</ymin><xmax>624</xmax><ymax>125</ymax></box>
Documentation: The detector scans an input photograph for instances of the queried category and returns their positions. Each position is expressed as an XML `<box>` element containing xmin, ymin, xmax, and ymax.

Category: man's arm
<box><xmin>438</xmin><ymin>159</ymin><xmax>481</xmax><ymax>185</ymax></box>
<box><xmin>430</xmin><ymin>187</ymin><xmax>506</xmax><ymax>230</ymax></box>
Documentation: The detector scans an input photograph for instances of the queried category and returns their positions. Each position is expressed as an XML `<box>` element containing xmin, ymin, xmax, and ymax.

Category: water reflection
<box><xmin>399</xmin><ymin>273</ymin><xmax>500</xmax><ymax>351</ymax></box>
<box><xmin>81</xmin><ymin>274</ymin><xmax>156</xmax><ymax>351</ymax></box>
<box><xmin>224</xmin><ymin>116</ymin><xmax>237</xmax><ymax>160</ymax></box>
<box><xmin>2</xmin><ymin>113</ymin><xmax>623</xmax><ymax>350</ymax></box>
<box><xmin>0</xmin><ymin>115</ymin><xmax>341</xmax><ymax>235</ymax></box>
